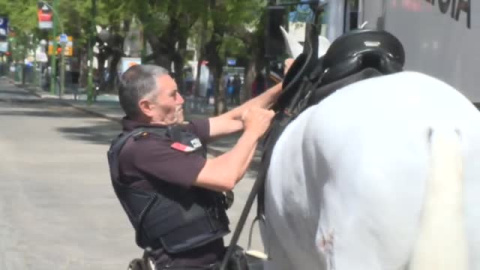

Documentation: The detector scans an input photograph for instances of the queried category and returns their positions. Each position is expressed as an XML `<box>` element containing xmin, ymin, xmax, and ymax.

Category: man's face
<box><xmin>143</xmin><ymin>74</ymin><xmax>185</xmax><ymax>125</ymax></box>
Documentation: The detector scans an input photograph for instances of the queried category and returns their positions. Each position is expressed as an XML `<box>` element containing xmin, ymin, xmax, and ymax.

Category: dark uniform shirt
<box><xmin>118</xmin><ymin>117</ymin><xmax>225</xmax><ymax>268</ymax></box>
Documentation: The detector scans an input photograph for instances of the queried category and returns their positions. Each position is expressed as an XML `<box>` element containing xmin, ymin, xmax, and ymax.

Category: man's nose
<box><xmin>178</xmin><ymin>93</ymin><xmax>185</xmax><ymax>105</ymax></box>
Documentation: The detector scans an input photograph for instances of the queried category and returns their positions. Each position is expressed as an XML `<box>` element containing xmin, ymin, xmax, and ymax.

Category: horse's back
<box><xmin>264</xmin><ymin>71</ymin><xmax>480</xmax><ymax>269</ymax></box>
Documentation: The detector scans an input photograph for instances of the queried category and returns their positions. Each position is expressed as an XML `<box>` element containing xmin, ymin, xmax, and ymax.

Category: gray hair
<box><xmin>118</xmin><ymin>65</ymin><xmax>170</xmax><ymax>118</ymax></box>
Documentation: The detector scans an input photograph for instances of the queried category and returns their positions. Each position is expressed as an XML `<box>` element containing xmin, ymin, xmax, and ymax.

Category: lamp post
<box><xmin>50</xmin><ymin>0</ymin><xmax>58</xmax><ymax>95</ymax></box>
<box><xmin>38</xmin><ymin>0</ymin><xmax>64</xmax><ymax>95</ymax></box>
<box><xmin>59</xmin><ymin>37</ymin><xmax>67</xmax><ymax>98</ymax></box>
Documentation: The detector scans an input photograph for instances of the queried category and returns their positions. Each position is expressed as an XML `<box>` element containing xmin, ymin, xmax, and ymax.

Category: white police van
<box><xmin>325</xmin><ymin>0</ymin><xmax>479</xmax><ymax>104</ymax></box>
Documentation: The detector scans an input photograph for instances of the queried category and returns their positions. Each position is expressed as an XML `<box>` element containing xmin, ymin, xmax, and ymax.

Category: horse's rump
<box><xmin>262</xmin><ymin>71</ymin><xmax>480</xmax><ymax>270</ymax></box>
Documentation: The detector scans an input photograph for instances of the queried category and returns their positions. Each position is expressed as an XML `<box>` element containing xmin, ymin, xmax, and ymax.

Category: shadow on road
<box><xmin>57</xmin><ymin>121</ymin><xmax>121</xmax><ymax>145</ymax></box>
<box><xmin>0</xmin><ymin>88</ymin><xmax>34</xmax><ymax>97</ymax></box>
<box><xmin>0</xmin><ymin>107</ymin><xmax>91</xmax><ymax>119</ymax></box>
<box><xmin>0</xmin><ymin>99</ymin><xmax>85</xmax><ymax>119</ymax></box>
<box><xmin>0</xmin><ymin>98</ymin><xmax>121</xmax><ymax>145</ymax></box>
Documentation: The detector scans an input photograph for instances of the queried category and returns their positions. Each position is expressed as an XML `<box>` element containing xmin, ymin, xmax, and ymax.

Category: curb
<box><xmin>67</xmin><ymin>102</ymin><xmax>122</xmax><ymax>124</ymax></box>
<box><xmin>20</xmin><ymin>84</ymin><xmax>122</xmax><ymax>123</ymax></box>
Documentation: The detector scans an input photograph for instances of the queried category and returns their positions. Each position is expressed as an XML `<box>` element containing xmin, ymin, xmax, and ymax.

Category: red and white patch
<box><xmin>170</xmin><ymin>142</ymin><xmax>195</xmax><ymax>152</ymax></box>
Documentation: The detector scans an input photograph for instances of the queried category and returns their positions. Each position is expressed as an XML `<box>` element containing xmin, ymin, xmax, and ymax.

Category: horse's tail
<box><xmin>409</xmin><ymin>128</ymin><xmax>468</xmax><ymax>270</ymax></box>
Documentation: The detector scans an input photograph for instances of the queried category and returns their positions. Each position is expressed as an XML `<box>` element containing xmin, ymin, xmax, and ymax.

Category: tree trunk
<box><xmin>154</xmin><ymin>53</ymin><xmax>171</xmax><ymax>70</ymax></box>
<box><xmin>105</xmin><ymin>33</ymin><xmax>125</xmax><ymax>93</ymax></box>
<box><xmin>97</xmin><ymin>51</ymin><xmax>106</xmax><ymax>90</ymax></box>
<box><xmin>145</xmin><ymin>30</ymin><xmax>173</xmax><ymax>70</ymax></box>
<box><xmin>139</xmin><ymin>3</ymin><xmax>199</xmax><ymax>92</ymax></box>
<box><xmin>206</xmin><ymin>33</ymin><xmax>226</xmax><ymax>116</ymax></box>
<box><xmin>194</xmin><ymin>54</ymin><xmax>204</xmax><ymax>98</ymax></box>
<box><xmin>206</xmin><ymin>0</ymin><xmax>228</xmax><ymax>116</ymax></box>
<box><xmin>145</xmin><ymin>16</ymin><xmax>183</xmax><ymax>72</ymax></box>
<box><xmin>243</xmin><ymin>60</ymin><xmax>256</xmax><ymax>102</ymax></box>
<box><xmin>194</xmin><ymin>3</ymin><xmax>209</xmax><ymax>98</ymax></box>
<box><xmin>105</xmin><ymin>53</ymin><xmax>121</xmax><ymax>92</ymax></box>
<box><xmin>173</xmin><ymin>35</ymin><xmax>187</xmax><ymax>94</ymax></box>
<box><xmin>211</xmin><ymin>65</ymin><xmax>227</xmax><ymax>115</ymax></box>
<box><xmin>173</xmin><ymin>54</ymin><xmax>184</xmax><ymax>93</ymax></box>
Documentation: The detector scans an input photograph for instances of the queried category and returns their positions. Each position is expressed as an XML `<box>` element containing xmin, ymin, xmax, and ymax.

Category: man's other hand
<box><xmin>242</xmin><ymin>108</ymin><xmax>275</xmax><ymax>139</ymax></box>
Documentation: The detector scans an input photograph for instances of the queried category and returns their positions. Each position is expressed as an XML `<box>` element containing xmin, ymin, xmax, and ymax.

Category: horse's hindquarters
<box><xmin>263</xmin><ymin>72</ymin><xmax>480</xmax><ymax>270</ymax></box>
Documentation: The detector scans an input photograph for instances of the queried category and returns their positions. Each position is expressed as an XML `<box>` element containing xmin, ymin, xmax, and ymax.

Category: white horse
<box><xmin>261</xmin><ymin>70</ymin><xmax>480</xmax><ymax>270</ymax></box>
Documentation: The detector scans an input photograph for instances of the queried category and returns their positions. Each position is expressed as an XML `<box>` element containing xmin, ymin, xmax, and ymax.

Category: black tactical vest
<box><xmin>107</xmin><ymin>126</ymin><xmax>230</xmax><ymax>254</ymax></box>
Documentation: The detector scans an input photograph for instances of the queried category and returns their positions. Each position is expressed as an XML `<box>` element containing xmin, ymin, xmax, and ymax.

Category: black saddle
<box><xmin>274</xmin><ymin>27</ymin><xmax>405</xmax><ymax>117</ymax></box>
<box><xmin>320</xmin><ymin>28</ymin><xmax>405</xmax><ymax>85</ymax></box>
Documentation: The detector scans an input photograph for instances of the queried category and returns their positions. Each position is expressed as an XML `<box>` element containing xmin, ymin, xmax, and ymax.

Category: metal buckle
<box><xmin>245</xmin><ymin>214</ymin><xmax>270</xmax><ymax>261</ymax></box>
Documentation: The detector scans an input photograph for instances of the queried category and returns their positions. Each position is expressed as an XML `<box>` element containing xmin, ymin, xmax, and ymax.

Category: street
<box><xmin>0</xmin><ymin>78</ymin><xmax>262</xmax><ymax>270</ymax></box>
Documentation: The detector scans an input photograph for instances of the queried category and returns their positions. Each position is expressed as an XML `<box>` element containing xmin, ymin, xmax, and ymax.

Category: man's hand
<box><xmin>242</xmin><ymin>107</ymin><xmax>275</xmax><ymax>139</ymax></box>
<box><xmin>197</xmin><ymin>108</ymin><xmax>275</xmax><ymax>191</ymax></box>
<box><xmin>284</xmin><ymin>58</ymin><xmax>294</xmax><ymax>75</ymax></box>
<box><xmin>208</xmin><ymin>59</ymin><xmax>292</xmax><ymax>140</ymax></box>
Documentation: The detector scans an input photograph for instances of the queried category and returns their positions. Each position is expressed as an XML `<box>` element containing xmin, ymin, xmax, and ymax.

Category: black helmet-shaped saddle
<box><xmin>274</xmin><ymin>27</ymin><xmax>405</xmax><ymax>114</ymax></box>
<box><xmin>320</xmin><ymin>28</ymin><xmax>405</xmax><ymax>85</ymax></box>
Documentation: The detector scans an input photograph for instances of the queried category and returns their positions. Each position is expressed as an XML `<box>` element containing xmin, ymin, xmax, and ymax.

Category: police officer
<box><xmin>108</xmin><ymin>64</ymin><xmax>284</xmax><ymax>270</ymax></box>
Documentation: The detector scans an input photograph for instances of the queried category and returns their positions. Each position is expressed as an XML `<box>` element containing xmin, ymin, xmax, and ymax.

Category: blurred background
<box><xmin>0</xmin><ymin>0</ymin><xmax>347</xmax><ymax>115</ymax></box>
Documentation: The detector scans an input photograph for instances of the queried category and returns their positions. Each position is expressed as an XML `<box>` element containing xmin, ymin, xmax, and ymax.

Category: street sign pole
<box><xmin>59</xmin><ymin>34</ymin><xmax>67</xmax><ymax>99</ymax></box>
<box><xmin>33</xmin><ymin>38</ymin><xmax>38</xmax><ymax>87</ymax></box>
<box><xmin>60</xmin><ymin>42</ymin><xmax>65</xmax><ymax>98</ymax></box>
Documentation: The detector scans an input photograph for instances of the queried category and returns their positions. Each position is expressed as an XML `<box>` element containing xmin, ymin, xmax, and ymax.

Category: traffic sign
<box><xmin>48</xmin><ymin>35</ymin><xmax>74</xmax><ymax>56</ymax></box>
<box><xmin>227</xmin><ymin>58</ymin><xmax>237</xmax><ymax>66</ymax></box>
<box><xmin>59</xmin><ymin>33</ymin><xmax>68</xmax><ymax>44</ymax></box>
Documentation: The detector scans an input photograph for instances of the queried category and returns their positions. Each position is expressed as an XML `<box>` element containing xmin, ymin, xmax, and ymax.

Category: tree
<box><xmin>0</xmin><ymin>0</ymin><xmax>37</xmax><ymax>34</ymax></box>
<box><xmin>122</xmin><ymin>0</ymin><xmax>268</xmax><ymax>112</ymax></box>
<box><xmin>93</xmin><ymin>0</ymin><xmax>134</xmax><ymax>92</ymax></box>
<box><xmin>119</xmin><ymin>0</ymin><xmax>205</xmax><ymax>94</ymax></box>
<box><xmin>2</xmin><ymin>0</ymin><xmax>271</xmax><ymax>106</ymax></box>
<box><xmin>0</xmin><ymin>0</ymin><xmax>40</xmax><ymax>84</ymax></box>
<box><xmin>201</xmin><ymin>0</ymin><xmax>267</xmax><ymax>115</ymax></box>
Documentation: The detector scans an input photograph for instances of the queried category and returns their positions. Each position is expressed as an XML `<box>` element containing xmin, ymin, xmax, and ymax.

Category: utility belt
<box><xmin>142</xmin><ymin>211</ymin><xmax>230</xmax><ymax>252</ymax></box>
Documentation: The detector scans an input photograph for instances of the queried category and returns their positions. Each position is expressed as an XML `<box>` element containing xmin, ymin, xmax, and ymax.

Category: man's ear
<box><xmin>138</xmin><ymin>98</ymin><xmax>154</xmax><ymax>117</ymax></box>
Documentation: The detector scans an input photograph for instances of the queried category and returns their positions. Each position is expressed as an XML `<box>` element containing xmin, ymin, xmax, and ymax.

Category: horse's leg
<box><xmin>262</xmin><ymin>107</ymin><xmax>330</xmax><ymax>270</ymax></box>
<box><xmin>262</xmin><ymin>195</ymin><xmax>325</xmax><ymax>270</ymax></box>
<box><xmin>261</xmin><ymin>218</ymin><xmax>293</xmax><ymax>270</ymax></box>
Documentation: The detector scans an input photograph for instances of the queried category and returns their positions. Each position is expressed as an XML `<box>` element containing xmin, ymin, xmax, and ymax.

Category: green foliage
<box><xmin>1</xmin><ymin>0</ymin><xmax>36</xmax><ymax>33</ymax></box>
<box><xmin>3</xmin><ymin>0</ymin><xmax>271</xmax><ymax>70</ymax></box>
<box><xmin>210</xmin><ymin>0</ymin><xmax>267</xmax><ymax>62</ymax></box>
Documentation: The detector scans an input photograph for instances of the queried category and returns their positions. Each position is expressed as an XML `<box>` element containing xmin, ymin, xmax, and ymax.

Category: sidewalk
<box><xmin>20</xmin><ymin>84</ymin><xmax>262</xmax><ymax>160</ymax></box>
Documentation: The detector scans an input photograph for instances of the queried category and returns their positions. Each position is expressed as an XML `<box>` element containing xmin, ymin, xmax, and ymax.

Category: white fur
<box><xmin>262</xmin><ymin>71</ymin><xmax>480</xmax><ymax>270</ymax></box>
